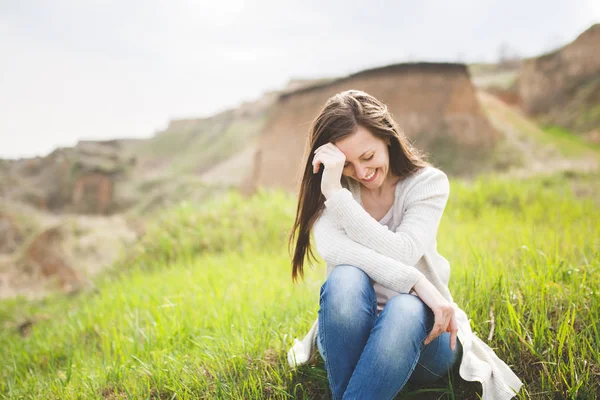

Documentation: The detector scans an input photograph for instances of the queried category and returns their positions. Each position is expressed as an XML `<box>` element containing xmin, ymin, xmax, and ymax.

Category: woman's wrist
<box><xmin>412</xmin><ymin>276</ymin><xmax>446</xmax><ymax>308</ymax></box>
<box><xmin>323</xmin><ymin>185</ymin><xmax>343</xmax><ymax>200</ymax></box>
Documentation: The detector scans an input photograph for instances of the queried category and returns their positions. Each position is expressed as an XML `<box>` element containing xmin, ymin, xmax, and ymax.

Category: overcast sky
<box><xmin>1</xmin><ymin>1</ymin><xmax>599</xmax><ymax>159</ymax></box>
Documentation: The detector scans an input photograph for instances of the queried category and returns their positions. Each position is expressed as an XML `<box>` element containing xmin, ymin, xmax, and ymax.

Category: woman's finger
<box><xmin>424</xmin><ymin>327</ymin><xmax>440</xmax><ymax>345</ymax></box>
<box><xmin>312</xmin><ymin>151</ymin><xmax>337</xmax><ymax>173</ymax></box>
<box><xmin>314</xmin><ymin>143</ymin><xmax>335</xmax><ymax>155</ymax></box>
<box><xmin>314</xmin><ymin>146</ymin><xmax>335</xmax><ymax>160</ymax></box>
<box><xmin>449</xmin><ymin>315</ymin><xmax>458</xmax><ymax>351</ymax></box>
<box><xmin>314</xmin><ymin>147</ymin><xmax>338</xmax><ymax>160</ymax></box>
<box><xmin>424</xmin><ymin>320</ymin><xmax>445</xmax><ymax>345</ymax></box>
<box><xmin>315</xmin><ymin>143</ymin><xmax>345</xmax><ymax>159</ymax></box>
<box><xmin>312</xmin><ymin>153</ymin><xmax>322</xmax><ymax>173</ymax></box>
<box><xmin>313</xmin><ymin>147</ymin><xmax>344</xmax><ymax>171</ymax></box>
<box><xmin>424</xmin><ymin>309</ymin><xmax>453</xmax><ymax>345</ymax></box>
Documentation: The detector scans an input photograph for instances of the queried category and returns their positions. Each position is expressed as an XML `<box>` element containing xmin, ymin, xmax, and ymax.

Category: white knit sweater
<box><xmin>287</xmin><ymin>167</ymin><xmax>523</xmax><ymax>400</ymax></box>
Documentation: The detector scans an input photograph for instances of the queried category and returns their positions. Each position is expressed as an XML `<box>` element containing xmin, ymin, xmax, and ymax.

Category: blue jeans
<box><xmin>317</xmin><ymin>265</ymin><xmax>462</xmax><ymax>400</ymax></box>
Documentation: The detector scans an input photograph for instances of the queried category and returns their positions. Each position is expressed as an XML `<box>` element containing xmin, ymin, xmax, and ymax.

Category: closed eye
<box><xmin>344</xmin><ymin>154</ymin><xmax>374</xmax><ymax>168</ymax></box>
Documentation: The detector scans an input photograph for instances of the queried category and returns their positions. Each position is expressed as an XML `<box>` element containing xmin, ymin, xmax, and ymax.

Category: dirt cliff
<box><xmin>519</xmin><ymin>24</ymin><xmax>600</xmax><ymax>134</ymax></box>
<box><xmin>1</xmin><ymin>140</ymin><xmax>135</xmax><ymax>215</ymax></box>
<box><xmin>0</xmin><ymin>202</ymin><xmax>137</xmax><ymax>299</ymax></box>
<box><xmin>247</xmin><ymin>63</ymin><xmax>500</xmax><ymax>191</ymax></box>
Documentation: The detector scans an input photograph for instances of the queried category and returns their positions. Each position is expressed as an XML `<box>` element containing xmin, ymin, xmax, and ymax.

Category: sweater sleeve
<box><xmin>313</xmin><ymin>209</ymin><xmax>425</xmax><ymax>294</ymax></box>
<box><xmin>323</xmin><ymin>168</ymin><xmax>449</xmax><ymax>266</ymax></box>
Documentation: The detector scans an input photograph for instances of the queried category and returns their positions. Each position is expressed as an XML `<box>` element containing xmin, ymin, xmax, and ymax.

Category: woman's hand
<box><xmin>312</xmin><ymin>143</ymin><xmax>345</xmax><ymax>199</ymax></box>
<box><xmin>411</xmin><ymin>276</ymin><xmax>458</xmax><ymax>351</ymax></box>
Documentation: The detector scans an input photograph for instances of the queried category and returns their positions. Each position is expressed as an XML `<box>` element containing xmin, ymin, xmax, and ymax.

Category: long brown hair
<box><xmin>289</xmin><ymin>90</ymin><xmax>429</xmax><ymax>281</ymax></box>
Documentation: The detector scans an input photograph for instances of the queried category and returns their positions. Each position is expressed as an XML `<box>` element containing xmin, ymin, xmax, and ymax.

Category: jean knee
<box><xmin>321</xmin><ymin>265</ymin><xmax>375</xmax><ymax>320</ymax></box>
<box><xmin>381</xmin><ymin>294</ymin><xmax>433</xmax><ymax>335</ymax></box>
<box><xmin>324</xmin><ymin>265</ymin><xmax>372</xmax><ymax>295</ymax></box>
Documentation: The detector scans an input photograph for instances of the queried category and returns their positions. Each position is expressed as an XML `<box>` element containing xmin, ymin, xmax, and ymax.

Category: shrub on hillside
<box><xmin>120</xmin><ymin>190</ymin><xmax>296</xmax><ymax>271</ymax></box>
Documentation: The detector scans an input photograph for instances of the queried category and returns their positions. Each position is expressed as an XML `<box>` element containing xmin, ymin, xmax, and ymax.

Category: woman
<box><xmin>288</xmin><ymin>90</ymin><xmax>522</xmax><ymax>399</ymax></box>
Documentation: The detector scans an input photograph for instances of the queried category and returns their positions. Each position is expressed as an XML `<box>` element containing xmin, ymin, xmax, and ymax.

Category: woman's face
<box><xmin>334</xmin><ymin>125</ymin><xmax>391</xmax><ymax>189</ymax></box>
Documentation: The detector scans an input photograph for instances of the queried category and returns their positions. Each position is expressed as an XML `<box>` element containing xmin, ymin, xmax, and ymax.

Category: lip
<box><xmin>362</xmin><ymin>169</ymin><xmax>378</xmax><ymax>183</ymax></box>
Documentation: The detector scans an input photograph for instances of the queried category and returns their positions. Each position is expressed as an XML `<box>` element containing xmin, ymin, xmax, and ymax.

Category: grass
<box><xmin>544</xmin><ymin>126</ymin><xmax>600</xmax><ymax>152</ymax></box>
<box><xmin>1</xmin><ymin>172</ymin><xmax>599</xmax><ymax>399</ymax></box>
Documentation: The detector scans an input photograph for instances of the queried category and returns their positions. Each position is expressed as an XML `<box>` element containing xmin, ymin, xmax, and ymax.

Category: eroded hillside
<box><xmin>519</xmin><ymin>24</ymin><xmax>600</xmax><ymax>139</ymax></box>
<box><xmin>245</xmin><ymin>63</ymin><xmax>501</xmax><ymax>192</ymax></box>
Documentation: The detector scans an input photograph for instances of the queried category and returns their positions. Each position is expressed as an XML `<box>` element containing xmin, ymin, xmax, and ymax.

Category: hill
<box><xmin>519</xmin><ymin>24</ymin><xmax>600</xmax><ymax>139</ymax></box>
<box><xmin>245</xmin><ymin>63</ymin><xmax>500</xmax><ymax>192</ymax></box>
<box><xmin>1</xmin><ymin>173</ymin><xmax>598</xmax><ymax>398</ymax></box>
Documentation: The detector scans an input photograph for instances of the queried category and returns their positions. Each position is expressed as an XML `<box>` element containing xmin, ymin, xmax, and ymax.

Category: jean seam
<box><xmin>417</xmin><ymin>335</ymin><xmax>443</xmax><ymax>379</ymax></box>
<box><xmin>416</xmin><ymin>361</ymin><xmax>444</xmax><ymax>379</ymax></box>
<box><xmin>417</xmin><ymin>336</ymin><xmax>464</xmax><ymax>383</ymax></box>
<box><xmin>390</xmin><ymin>333</ymin><xmax>428</xmax><ymax>400</ymax></box>
<box><xmin>417</xmin><ymin>303</ymin><xmax>433</xmax><ymax>334</ymax></box>
<box><xmin>320</xmin><ymin>284</ymin><xmax>340</xmax><ymax>400</ymax></box>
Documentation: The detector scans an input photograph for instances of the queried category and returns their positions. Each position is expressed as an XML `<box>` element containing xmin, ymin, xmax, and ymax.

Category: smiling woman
<box><xmin>288</xmin><ymin>90</ymin><xmax>523</xmax><ymax>399</ymax></box>
<box><xmin>316</xmin><ymin>127</ymin><xmax>398</xmax><ymax>221</ymax></box>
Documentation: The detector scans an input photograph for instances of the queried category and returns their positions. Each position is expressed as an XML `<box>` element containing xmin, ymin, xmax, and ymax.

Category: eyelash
<box><xmin>344</xmin><ymin>154</ymin><xmax>374</xmax><ymax>168</ymax></box>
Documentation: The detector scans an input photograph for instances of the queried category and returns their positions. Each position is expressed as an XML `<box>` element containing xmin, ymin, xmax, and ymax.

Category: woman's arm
<box><xmin>313</xmin><ymin>210</ymin><xmax>424</xmax><ymax>294</ymax></box>
<box><xmin>324</xmin><ymin>168</ymin><xmax>449</xmax><ymax>266</ymax></box>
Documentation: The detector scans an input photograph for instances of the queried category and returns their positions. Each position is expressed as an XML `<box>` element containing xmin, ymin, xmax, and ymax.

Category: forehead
<box><xmin>334</xmin><ymin>126</ymin><xmax>383</xmax><ymax>159</ymax></box>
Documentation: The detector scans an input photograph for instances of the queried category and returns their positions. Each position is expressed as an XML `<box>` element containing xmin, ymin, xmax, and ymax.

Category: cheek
<box><xmin>371</xmin><ymin>157</ymin><xmax>384</xmax><ymax>169</ymax></box>
<box><xmin>379</xmin><ymin>155</ymin><xmax>390</xmax><ymax>168</ymax></box>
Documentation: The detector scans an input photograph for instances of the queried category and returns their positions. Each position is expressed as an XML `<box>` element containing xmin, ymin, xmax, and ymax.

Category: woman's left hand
<box><xmin>411</xmin><ymin>277</ymin><xmax>459</xmax><ymax>351</ymax></box>
<box><xmin>312</xmin><ymin>143</ymin><xmax>345</xmax><ymax>199</ymax></box>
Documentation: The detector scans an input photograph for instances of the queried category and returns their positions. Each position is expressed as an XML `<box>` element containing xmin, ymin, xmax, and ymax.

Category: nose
<box><xmin>356</xmin><ymin>166</ymin><xmax>369</xmax><ymax>180</ymax></box>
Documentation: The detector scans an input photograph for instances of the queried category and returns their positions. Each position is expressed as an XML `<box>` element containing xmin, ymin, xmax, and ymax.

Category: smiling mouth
<box><xmin>363</xmin><ymin>169</ymin><xmax>378</xmax><ymax>182</ymax></box>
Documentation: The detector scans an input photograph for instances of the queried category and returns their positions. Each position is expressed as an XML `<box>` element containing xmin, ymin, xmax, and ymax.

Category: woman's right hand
<box><xmin>411</xmin><ymin>276</ymin><xmax>458</xmax><ymax>351</ymax></box>
<box><xmin>312</xmin><ymin>143</ymin><xmax>345</xmax><ymax>199</ymax></box>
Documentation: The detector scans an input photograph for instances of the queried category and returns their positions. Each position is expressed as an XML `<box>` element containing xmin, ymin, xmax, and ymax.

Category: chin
<box><xmin>362</xmin><ymin>168</ymin><xmax>385</xmax><ymax>186</ymax></box>
<box><xmin>365</xmin><ymin>179</ymin><xmax>384</xmax><ymax>189</ymax></box>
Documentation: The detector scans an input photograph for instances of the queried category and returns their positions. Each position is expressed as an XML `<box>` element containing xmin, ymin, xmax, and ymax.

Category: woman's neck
<box><xmin>360</xmin><ymin>173</ymin><xmax>400</xmax><ymax>199</ymax></box>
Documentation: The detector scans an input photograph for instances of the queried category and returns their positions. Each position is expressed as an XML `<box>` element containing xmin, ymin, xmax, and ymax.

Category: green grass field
<box><xmin>1</xmin><ymin>171</ymin><xmax>599</xmax><ymax>399</ymax></box>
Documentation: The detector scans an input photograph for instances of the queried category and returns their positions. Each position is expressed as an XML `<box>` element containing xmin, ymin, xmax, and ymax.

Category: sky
<box><xmin>1</xmin><ymin>1</ymin><xmax>599</xmax><ymax>159</ymax></box>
